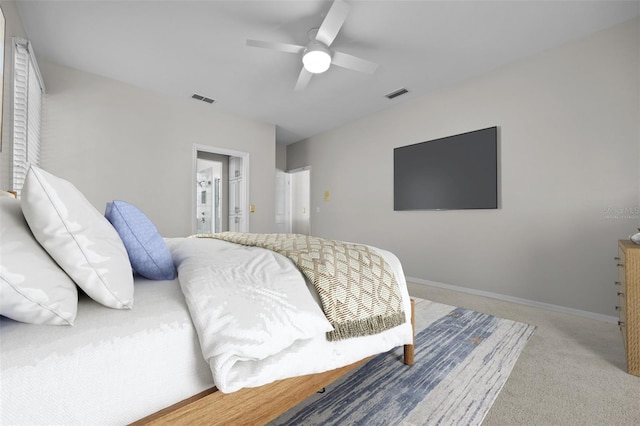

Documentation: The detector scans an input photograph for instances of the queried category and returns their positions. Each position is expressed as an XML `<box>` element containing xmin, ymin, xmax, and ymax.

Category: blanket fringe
<box><xmin>327</xmin><ymin>311</ymin><xmax>407</xmax><ymax>342</ymax></box>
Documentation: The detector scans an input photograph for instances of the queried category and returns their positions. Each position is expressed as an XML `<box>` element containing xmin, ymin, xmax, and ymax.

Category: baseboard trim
<box><xmin>407</xmin><ymin>277</ymin><xmax>619</xmax><ymax>324</ymax></box>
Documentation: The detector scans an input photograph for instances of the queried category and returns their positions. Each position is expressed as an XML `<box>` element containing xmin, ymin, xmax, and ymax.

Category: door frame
<box><xmin>192</xmin><ymin>144</ymin><xmax>250</xmax><ymax>234</ymax></box>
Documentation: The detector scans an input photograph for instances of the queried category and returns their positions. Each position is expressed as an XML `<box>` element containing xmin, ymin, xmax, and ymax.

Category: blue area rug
<box><xmin>271</xmin><ymin>299</ymin><xmax>535</xmax><ymax>426</ymax></box>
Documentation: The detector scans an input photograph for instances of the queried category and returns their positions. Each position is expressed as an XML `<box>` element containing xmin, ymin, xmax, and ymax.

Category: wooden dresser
<box><xmin>616</xmin><ymin>240</ymin><xmax>640</xmax><ymax>377</ymax></box>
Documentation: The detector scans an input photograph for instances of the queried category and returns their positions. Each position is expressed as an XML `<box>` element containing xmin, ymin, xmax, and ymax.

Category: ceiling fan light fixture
<box><xmin>302</xmin><ymin>42</ymin><xmax>331</xmax><ymax>74</ymax></box>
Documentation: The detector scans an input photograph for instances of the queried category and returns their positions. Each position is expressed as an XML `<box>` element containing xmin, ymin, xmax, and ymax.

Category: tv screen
<box><xmin>394</xmin><ymin>127</ymin><xmax>498</xmax><ymax>210</ymax></box>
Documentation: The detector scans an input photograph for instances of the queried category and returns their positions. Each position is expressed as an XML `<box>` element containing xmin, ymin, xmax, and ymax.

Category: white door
<box><xmin>290</xmin><ymin>168</ymin><xmax>311</xmax><ymax>235</ymax></box>
<box><xmin>275</xmin><ymin>169</ymin><xmax>291</xmax><ymax>233</ymax></box>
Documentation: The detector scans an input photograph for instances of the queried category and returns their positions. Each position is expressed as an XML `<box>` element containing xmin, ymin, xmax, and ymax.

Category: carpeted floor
<box><xmin>408</xmin><ymin>282</ymin><xmax>640</xmax><ymax>425</ymax></box>
<box><xmin>271</xmin><ymin>298</ymin><xmax>535</xmax><ymax>425</ymax></box>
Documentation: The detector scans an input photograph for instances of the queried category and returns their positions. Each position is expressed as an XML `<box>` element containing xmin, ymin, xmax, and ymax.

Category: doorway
<box><xmin>195</xmin><ymin>152</ymin><xmax>227</xmax><ymax>234</ymax></box>
<box><xmin>275</xmin><ymin>166</ymin><xmax>311</xmax><ymax>235</ymax></box>
<box><xmin>193</xmin><ymin>145</ymin><xmax>249</xmax><ymax>234</ymax></box>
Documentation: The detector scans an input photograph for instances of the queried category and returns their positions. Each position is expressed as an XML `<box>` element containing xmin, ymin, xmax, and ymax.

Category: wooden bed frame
<box><xmin>133</xmin><ymin>300</ymin><xmax>415</xmax><ymax>425</ymax></box>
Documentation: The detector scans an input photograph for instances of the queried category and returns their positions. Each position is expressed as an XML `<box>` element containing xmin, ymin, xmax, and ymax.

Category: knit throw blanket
<box><xmin>192</xmin><ymin>233</ymin><xmax>406</xmax><ymax>341</ymax></box>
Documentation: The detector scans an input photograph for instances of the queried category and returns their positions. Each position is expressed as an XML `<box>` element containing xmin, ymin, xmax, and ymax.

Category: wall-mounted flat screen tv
<box><xmin>394</xmin><ymin>126</ymin><xmax>498</xmax><ymax>210</ymax></box>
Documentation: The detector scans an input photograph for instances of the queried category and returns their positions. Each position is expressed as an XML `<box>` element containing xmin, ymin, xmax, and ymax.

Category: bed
<box><xmin>0</xmin><ymin>166</ymin><xmax>414</xmax><ymax>425</ymax></box>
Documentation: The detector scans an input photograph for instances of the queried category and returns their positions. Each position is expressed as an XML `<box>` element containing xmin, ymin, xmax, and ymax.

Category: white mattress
<box><xmin>0</xmin><ymin>277</ymin><xmax>214</xmax><ymax>425</ymax></box>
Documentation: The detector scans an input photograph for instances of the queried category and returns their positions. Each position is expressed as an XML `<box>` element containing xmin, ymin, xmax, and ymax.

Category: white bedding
<box><xmin>0</xmin><ymin>237</ymin><xmax>413</xmax><ymax>425</ymax></box>
<box><xmin>0</xmin><ymin>277</ymin><xmax>213</xmax><ymax>425</ymax></box>
<box><xmin>169</xmin><ymin>237</ymin><xmax>414</xmax><ymax>393</ymax></box>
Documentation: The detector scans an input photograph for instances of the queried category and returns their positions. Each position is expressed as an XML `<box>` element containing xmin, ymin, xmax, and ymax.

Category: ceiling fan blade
<box><xmin>246</xmin><ymin>39</ymin><xmax>304</xmax><ymax>54</ymax></box>
<box><xmin>295</xmin><ymin>68</ymin><xmax>313</xmax><ymax>91</ymax></box>
<box><xmin>331</xmin><ymin>51</ymin><xmax>379</xmax><ymax>74</ymax></box>
<box><xmin>316</xmin><ymin>0</ymin><xmax>351</xmax><ymax>47</ymax></box>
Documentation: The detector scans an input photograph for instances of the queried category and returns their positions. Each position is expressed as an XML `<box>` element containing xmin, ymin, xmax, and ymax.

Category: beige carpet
<box><xmin>408</xmin><ymin>282</ymin><xmax>640</xmax><ymax>425</ymax></box>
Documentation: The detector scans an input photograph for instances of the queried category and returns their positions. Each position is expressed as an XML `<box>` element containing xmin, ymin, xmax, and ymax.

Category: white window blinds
<box><xmin>11</xmin><ymin>37</ymin><xmax>44</xmax><ymax>196</ymax></box>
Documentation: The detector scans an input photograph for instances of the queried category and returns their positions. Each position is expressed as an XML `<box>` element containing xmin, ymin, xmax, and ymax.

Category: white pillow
<box><xmin>0</xmin><ymin>197</ymin><xmax>78</xmax><ymax>325</ymax></box>
<box><xmin>21</xmin><ymin>166</ymin><xmax>134</xmax><ymax>309</ymax></box>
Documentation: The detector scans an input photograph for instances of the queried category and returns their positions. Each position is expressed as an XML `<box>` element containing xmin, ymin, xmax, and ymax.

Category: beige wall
<box><xmin>287</xmin><ymin>18</ymin><xmax>640</xmax><ymax>317</ymax></box>
<box><xmin>36</xmin><ymin>60</ymin><xmax>276</xmax><ymax>237</ymax></box>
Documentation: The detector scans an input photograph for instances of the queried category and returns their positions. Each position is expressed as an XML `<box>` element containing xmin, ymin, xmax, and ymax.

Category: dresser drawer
<box><xmin>619</xmin><ymin>321</ymin><xmax>627</xmax><ymax>349</ymax></box>
<box><xmin>616</xmin><ymin>247</ymin><xmax>627</xmax><ymax>327</ymax></box>
<box><xmin>617</xmin><ymin>293</ymin><xmax>626</xmax><ymax>324</ymax></box>
<box><xmin>616</xmin><ymin>296</ymin><xmax>627</xmax><ymax>332</ymax></box>
<box><xmin>617</xmin><ymin>248</ymin><xmax>626</xmax><ymax>293</ymax></box>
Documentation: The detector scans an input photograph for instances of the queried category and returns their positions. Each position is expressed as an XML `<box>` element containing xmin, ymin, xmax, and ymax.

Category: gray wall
<box><xmin>287</xmin><ymin>18</ymin><xmax>640</xmax><ymax>317</ymax></box>
<box><xmin>35</xmin><ymin>60</ymin><xmax>276</xmax><ymax>237</ymax></box>
<box><xmin>276</xmin><ymin>143</ymin><xmax>287</xmax><ymax>171</ymax></box>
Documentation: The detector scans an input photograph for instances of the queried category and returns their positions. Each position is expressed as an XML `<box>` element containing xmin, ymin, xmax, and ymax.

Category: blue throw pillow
<box><xmin>105</xmin><ymin>201</ymin><xmax>176</xmax><ymax>280</ymax></box>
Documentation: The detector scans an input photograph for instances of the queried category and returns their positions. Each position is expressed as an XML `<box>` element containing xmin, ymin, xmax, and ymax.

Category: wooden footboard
<box><xmin>133</xmin><ymin>300</ymin><xmax>415</xmax><ymax>425</ymax></box>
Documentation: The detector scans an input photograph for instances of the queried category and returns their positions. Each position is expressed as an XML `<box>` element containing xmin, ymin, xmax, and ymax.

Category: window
<box><xmin>0</xmin><ymin>7</ymin><xmax>6</xmax><ymax>137</ymax></box>
<box><xmin>11</xmin><ymin>37</ymin><xmax>44</xmax><ymax>196</ymax></box>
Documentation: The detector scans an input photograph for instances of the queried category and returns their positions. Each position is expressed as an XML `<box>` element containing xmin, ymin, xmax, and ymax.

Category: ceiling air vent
<box><xmin>385</xmin><ymin>88</ymin><xmax>408</xmax><ymax>100</ymax></box>
<box><xmin>192</xmin><ymin>94</ymin><xmax>215</xmax><ymax>104</ymax></box>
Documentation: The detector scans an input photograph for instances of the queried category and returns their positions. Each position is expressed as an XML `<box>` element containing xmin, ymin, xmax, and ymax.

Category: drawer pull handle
<box><xmin>616</xmin><ymin>306</ymin><xmax>622</xmax><ymax>311</ymax></box>
<box><xmin>618</xmin><ymin>292</ymin><xmax>624</xmax><ymax>296</ymax></box>
<box><xmin>618</xmin><ymin>321</ymin><xmax>625</xmax><ymax>326</ymax></box>
<box><xmin>614</xmin><ymin>257</ymin><xmax>620</xmax><ymax>261</ymax></box>
<box><xmin>615</xmin><ymin>281</ymin><xmax>621</xmax><ymax>286</ymax></box>
<box><xmin>617</xmin><ymin>263</ymin><xmax>624</xmax><ymax>267</ymax></box>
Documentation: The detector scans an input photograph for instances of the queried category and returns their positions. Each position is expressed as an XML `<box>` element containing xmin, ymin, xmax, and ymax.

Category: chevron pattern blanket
<box><xmin>192</xmin><ymin>233</ymin><xmax>406</xmax><ymax>341</ymax></box>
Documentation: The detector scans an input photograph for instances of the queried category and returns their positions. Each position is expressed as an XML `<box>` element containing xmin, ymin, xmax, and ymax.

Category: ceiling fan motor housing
<box><xmin>302</xmin><ymin>41</ymin><xmax>332</xmax><ymax>74</ymax></box>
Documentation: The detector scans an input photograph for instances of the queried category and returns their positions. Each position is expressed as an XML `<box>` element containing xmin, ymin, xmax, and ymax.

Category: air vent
<box><xmin>192</xmin><ymin>94</ymin><xmax>215</xmax><ymax>104</ymax></box>
<box><xmin>385</xmin><ymin>88</ymin><xmax>408</xmax><ymax>100</ymax></box>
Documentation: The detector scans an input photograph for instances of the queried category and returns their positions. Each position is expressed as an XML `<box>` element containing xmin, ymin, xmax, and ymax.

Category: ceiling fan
<box><xmin>246</xmin><ymin>0</ymin><xmax>378</xmax><ymax>90</ymax></box>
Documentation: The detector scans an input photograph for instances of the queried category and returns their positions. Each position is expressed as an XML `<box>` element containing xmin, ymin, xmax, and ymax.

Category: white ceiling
<box><xmin>15</xmin><ymin>0</ymin><xmax>640</xmax><ymax>145</ymax></box>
